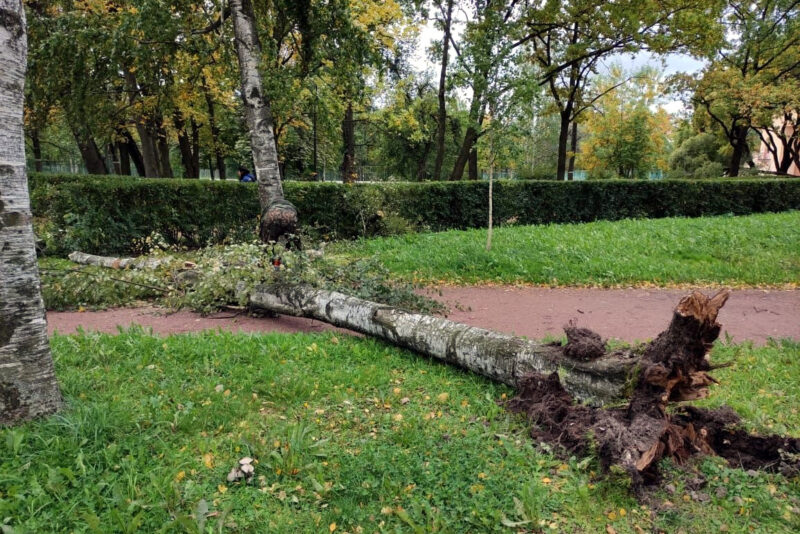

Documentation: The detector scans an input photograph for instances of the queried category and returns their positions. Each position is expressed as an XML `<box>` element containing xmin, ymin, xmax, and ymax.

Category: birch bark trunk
<box><xmin>0</xmin><ymin>0</ymin><xmax>63</xmax><ymax>424</ymax></box>
<box><xmin>249</xmin><ymin>284</ymin><xmax>636</xmax><ymax>403</ymax></box>
<box><xmin>230</xmin><ymin>0</ymin><xmax>298</xmax><ymax>242</ymax></box>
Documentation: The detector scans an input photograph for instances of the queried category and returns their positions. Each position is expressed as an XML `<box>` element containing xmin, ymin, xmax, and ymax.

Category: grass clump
<box><xmin>1</xmin><ymin>332</ymin><xmax>798</xmax><ymax>532</ymax></box>
<box><xmin>335</xmin><ymin>211</ymin><xmax>800</xmax><ymax>287</ymax></box>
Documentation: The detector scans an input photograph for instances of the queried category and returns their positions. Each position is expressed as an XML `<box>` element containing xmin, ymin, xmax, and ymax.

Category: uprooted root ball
<box><xmin>508</xmin><ymin>290</ymin><xmax>800</xmax><ymax>493</ymax></box>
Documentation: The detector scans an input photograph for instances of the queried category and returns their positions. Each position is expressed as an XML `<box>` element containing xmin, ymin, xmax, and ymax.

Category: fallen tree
<box><xmin>66</xmin><ymin>250</ymin><xmax>800</xmax><ymax>487</ymax></box>
<box><xmin>249</xmin><ymin>284</ymin><xmax>638</xmax><ymax>403</ymax></box>
<box><xmin>249</xmin><ymin>284</ymin><xmax>800</xmax><ymax>489</ymax></box>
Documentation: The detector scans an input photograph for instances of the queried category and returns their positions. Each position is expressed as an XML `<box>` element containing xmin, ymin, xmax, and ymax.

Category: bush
<box><xmin>29</xmin><ymin>173</ymin><xmax>800</xmax><ymax>256</ymax></box>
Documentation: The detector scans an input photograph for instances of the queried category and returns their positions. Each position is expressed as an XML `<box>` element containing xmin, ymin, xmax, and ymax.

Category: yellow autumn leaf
<box><xmin>174</xmin><ymin>471</ymin><xmax>185</xmax><ymax>482</ymax></box>
<box><xmin>218</xmin><ymin>484</ymin><xmax>227</xmax><ymax>494</ymax></box>
<box><xmin>329</xmin><ymin>523</ymin><xmax>336</xmax><ymax>532</ymax></box>
<box><xmin>607</xmin><ymin>511</ymin><xmax>617</xmax><ymax>520</ymax></box>
<box><xmin>203</xmin><ymin>452</ymin><xmax>214</xmax><ymax>469</ymax></box>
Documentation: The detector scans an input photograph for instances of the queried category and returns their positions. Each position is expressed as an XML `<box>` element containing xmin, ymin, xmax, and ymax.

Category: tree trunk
<box><xmin>728</xmin><ymin>125</ymin><xmax>748</xmax><ymax>177</ymax></box>
<box><xmin>416</xmin><ymin>140</ymin><xmax>432</xmax><ymax>180</ymax></box>
<box><xmin>468</xmin><ymin>146</ymin><xmax>479</xmax><ymax>180</ymax></box>
<box><xmin>486</xmin><ymin>168</ymin><xmax>493</xmax><ymax>251</ymax></box>
<box><xmin>249</xmin><ymin>284</ymin><xmax>636</xmax><ymax>403</ymax></box>
<box><xmin>175</xmin><ymin>111</ymin><xmax>200</xmax><ymax>178</ymax></box>
<box><xmin>202</xmin><ymin>78</ymin><xmax>226</xmax><ymax>180</ymax></box>
<box><xmin>340</xmin><ymin>102</ymin><xmax>356</xmax><ymax>183</ymax></box>
<box><xmin>0</xmin><ymin>0</ymin><xmax>63</xmax><ymax>424</ymax></box>
<box><xmin>450</xmin><ymin>126</ymin><xmax>477</xmax><ymax>181</ymax></box>
<box><xmin>231</xmin><ymin>0</ymin><xmax>297</xmax><ymax>243</ymax></box>
<box><xmin>31</xmin><ymin>128</ymin><xmax>42</xmax><ymax>171</ymax></box>
<box><xmin>120</xmin><ymin>129</ymin><xmax>145</xmax><ymax>177</ymax></box>
<box><xmin>567</xmin><ymin>120</ymin><xmax>578</xmax><ymax>180</ymax></box>
<box><xmin>116</xmin><ymin>140</ymin><xmax>131</xmax><ymax>175</ymax></box>
<box><xmin>108</xmin><ymin>142</ymin><xmax>121</xmax><ymax>174</ymax></box>
<box><xmin>231</xmin><ymin>0</ymin><xmax>287</xmax><ymax>207</ymax></box>
<box><xmin>556</xmin><ymin>110</ymin><xmax>571</xmax><ymax>181</ymax></box>
<box><xmin>67</xmin><ymin>251</ymin><xmax>173</xmax><ymax>269</ymax></box>
<box><xmin>135</xmin><ymin>121</ymin><xmax>161</xmax><ymax>178</ymax></box>
<box><xmin>433</xmin><ymin>0</ymin><xmax>454</xmax><ymax>180</ymax></box>
<box><xmin>156</xmin><ymin>122</ymin><xmax>173</xmax><ymax>178</ymax></box>
<box><xmin>72</xmin><ymin>130</ymin><xmax>109</xmax><ymax>175</ymax></box>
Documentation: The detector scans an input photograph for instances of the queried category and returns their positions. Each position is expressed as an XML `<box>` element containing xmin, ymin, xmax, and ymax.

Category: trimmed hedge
<box><xmin>29</xmin><ymin>173</ymin><xmax>800</xmax><ymax>256</ymax></box>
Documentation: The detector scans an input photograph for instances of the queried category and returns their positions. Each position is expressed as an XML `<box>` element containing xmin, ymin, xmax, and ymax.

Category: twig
<box><xmin>40</xmin><ymin>268</ymin><xmax>170</xmax><ymax>294</ymax></box>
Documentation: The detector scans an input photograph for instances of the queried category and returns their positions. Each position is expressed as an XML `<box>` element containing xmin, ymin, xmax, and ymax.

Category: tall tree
<box><xmin>529</xmin><ymin>0</ymin><xmax>721</xmax><ymax>180</ymax></box>
<box><xmin>432</xmin><ymin>0</ymin><xmax>454</xmax><ymax>180</ymax></box>
<box><xmin>230</xmin><ymin>0</ymin><xmax>298</xmax><ymax>242</ymax></box>
<box><xmin>691</xmin><ymin>0</ymin><xmax>800</xmax><ymax>176</ymax></box>
<box><xmin>1</xmin><ymin>0</ymin><xmax>62</xmax><ymax>424</ymax></box>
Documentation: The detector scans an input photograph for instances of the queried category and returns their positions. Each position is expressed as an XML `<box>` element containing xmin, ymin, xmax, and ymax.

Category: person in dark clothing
<box><xmin>238</xmin><ymin>166</ymin><xmax>255</xmax><ymax>182</ymax></box>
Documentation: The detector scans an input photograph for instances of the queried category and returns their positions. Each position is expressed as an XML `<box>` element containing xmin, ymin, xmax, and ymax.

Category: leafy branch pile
<box><xmin>40</xmin><ymin>243</ymin><xmax>444</xmax><ymax>316</ymax></box>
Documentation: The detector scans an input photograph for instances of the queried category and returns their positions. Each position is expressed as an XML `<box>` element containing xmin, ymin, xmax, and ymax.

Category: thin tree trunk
<box><xmin>201</xmin><ymin>78</ymin><xmax>226</xmax><ymax>180</ymax></box>
<box><xmin>567</xmin><ymin>120</ymin><xmax>578</xmax><ymax>180</ymax></box>
<box><xmin>191</xmin><ymin>118</ymin><xmax>200</xmax><ymax>177</ymax></box>
<box><xmin>416</xmin><ymin>140</ymin><xmax>432</xmax><ymax>180</ymax></box>
<box><xmin>31</xmin><ymin>128</ymin><xmax>42</xmax><ymax>171</ymax></box>
<box><xmin>451</xmin><ymin>85</ymin><xmax>485</xmax><ymax>181</ymax></box>
<box><xmin>468</xmin><ymin>146</ymin><xmax>478</xmax><ymax>180</ymax></box>
<box><xmin>433</xmin><ymin>0</ymin><xmax>454</xmax><ymax>180</ymax></box>
<box><xmin>0</xmin><ymin>0</ymin><xmax>63</xmax><ymax>424</ymax></box>
<box><xmin>156</xmin><ymin>121</ymin><xmax>173</xmax><ymax>178</ymax></box>
<box><xmin>486</xmin><ymin>168</ymin><xmax>493</xmax><ymax>251</ymax></box>
<box><xmin>340</xmin><ymin>102</ymin><xmax>356</xmax><ymax>183</ymax></box>
<box><xmin>108</xmin><ymin>142</ymin><xmax>121</xmax><ymax>174</ymax></box>
<box><xmin>556</xmin><ymin>110</ymin><xmax>571</xmax><ymax>181</ymax></box>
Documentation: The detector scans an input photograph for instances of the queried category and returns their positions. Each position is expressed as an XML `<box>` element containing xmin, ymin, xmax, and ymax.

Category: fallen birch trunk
<box><xmin>249</xmin><ymin>284</ymin><xmax>638</xmax><ymax>403</ymax></box>
<box><xmin>68</xmin><ymin>251</ymin><xmax>175</xmax><ymax>270</ymax></box>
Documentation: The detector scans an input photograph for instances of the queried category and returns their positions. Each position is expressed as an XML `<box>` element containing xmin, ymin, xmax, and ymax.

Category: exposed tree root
<box><xmin>508</xmin><ymin>290</ymin><xmax>800</xmax><ymax>492</ymax></box>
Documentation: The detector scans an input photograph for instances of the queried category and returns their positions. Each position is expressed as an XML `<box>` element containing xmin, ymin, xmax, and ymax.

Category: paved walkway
<box><xmin>47</xmin><ymin>287</ymin><xmax>799</xmax><ymax>344</ymax></box>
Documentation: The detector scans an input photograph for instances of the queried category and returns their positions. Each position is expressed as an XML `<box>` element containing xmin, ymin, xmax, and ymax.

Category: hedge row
<box><xmin>29</xmin><ymin>173</ymin><xmax>800</xmax><ymax>256</ymax></box>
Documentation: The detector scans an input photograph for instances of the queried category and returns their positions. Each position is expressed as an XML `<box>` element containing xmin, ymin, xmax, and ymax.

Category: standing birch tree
<box><xmin>0</xmin><ymin>0</ymin><xmax>62</xmax><ymax>424</ymax></box>
<box><xmin>230</xmin><ymin>0</ymin><xmax>298</xmax><ymax>243</ymax></box>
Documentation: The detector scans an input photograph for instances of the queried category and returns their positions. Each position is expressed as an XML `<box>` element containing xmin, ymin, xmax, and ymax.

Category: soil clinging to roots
<box><xmin>508</xmin><ymin>290</ymin><xmax>800</xmax><ymax>493</ymax></box>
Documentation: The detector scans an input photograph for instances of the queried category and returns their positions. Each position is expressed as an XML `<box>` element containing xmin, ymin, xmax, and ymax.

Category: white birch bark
<box><xmin>68</xmin><ymin>251</ymin><xmax>173</xmax><ymax>270</ymax></box>
<box><xmin>250</xmin><ymin>285</ymin><xmax>636</xmax><ymax>403</ymax></box>
<box><xmin>230</xmin><ymin>0</ymin><xmax>285</xmax><ymax>209</ymax></box>
<box><xmin>1</xmin><ymin>0</ymin><xmax>62</xmax><ymax>424</ymax></box>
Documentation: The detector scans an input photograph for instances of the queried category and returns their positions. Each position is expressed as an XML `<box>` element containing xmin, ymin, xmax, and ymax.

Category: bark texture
<box><xmin>67</xmin><ymin>251</ymin><xmax>173</xmax><ymax>270</ymax></box>
<box><xmin>249</xmin><ymin>284</ymin><xmax>638</xmax><ymax>403</ymax></box>
<box><xmin>0</xmin><ymin>0</ymin><xmax>63</xmax><ymax>424</ymax></box>
<box><xmin>231</xmin><ymin>0</ymin><xmax>298</xmax><ymax>241</ymax></box>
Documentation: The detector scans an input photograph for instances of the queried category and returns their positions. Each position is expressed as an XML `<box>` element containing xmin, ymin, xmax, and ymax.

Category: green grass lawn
<box><xmin>2</xmin><ymin>332</ymin><xmax>799</xmax><ymax>533</ymax></box>
<box><xmin>336</xmin><ymin>212</ymin><xmax>800</xmax><ymax>287</ymax></box>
